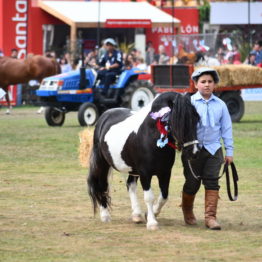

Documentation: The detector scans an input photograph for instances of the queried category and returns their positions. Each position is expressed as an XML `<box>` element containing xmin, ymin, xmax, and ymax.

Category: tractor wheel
<box><xmin>121</xmin><ymin>80</ymin><xmax>156</xmax><ymax>111</ymax></box>
<box><xmin>78</xmin><ymin>102</ymin><xmax>99</xmax><ymax>126</ymax></box>
<box><xmin>220</xmin><ymin>92</ymin><xmax>245</xmax><ymax>122</ymax></box>
<box><xmin>45</xmin><ymin>107</ymin><xmax>65</xmax><ymax>126</ymax></box>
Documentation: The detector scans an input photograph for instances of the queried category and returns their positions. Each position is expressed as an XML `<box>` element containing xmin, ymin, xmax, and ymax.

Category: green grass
<box><xmin>0</xmin><ymin>103</ymin><xmax>262</xmax><ymax>262</ymax></box>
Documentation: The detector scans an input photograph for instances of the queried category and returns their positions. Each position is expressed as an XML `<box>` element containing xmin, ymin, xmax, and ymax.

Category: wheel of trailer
<box><xmin>220</xmin><ymin>92</ymin><xmax>244</xmax><ymax>122</ymax></box>
<box><xmin>45</xmin><ymin>107</ymin><xmax>65</xmax><ymax>126</ymax></box>
<box><xmin>121</xmin><ymin>80</ymin><xmax>156</xmax><ymax>111</ymax></box>
<box><xmin>78</xmin><ymin>102</ymin><xmax>99</xmax><ymax>126</ymax></box>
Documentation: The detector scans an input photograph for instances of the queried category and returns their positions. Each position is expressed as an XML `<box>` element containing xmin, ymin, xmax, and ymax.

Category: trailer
<box><xmin>150</xmin><ymin>64</ymin><xmax>262</xmax><ymax>122</ymax></box>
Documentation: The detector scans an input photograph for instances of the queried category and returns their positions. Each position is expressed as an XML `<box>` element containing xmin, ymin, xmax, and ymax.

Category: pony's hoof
<box><xmin>101</xmin><ymin>216</ymin><xmax>111</xmax><ymax>223</ymax></box>
<box><xmin>132</xmin><ymin>214</ymin><xmax>143</xmax><ymax>224</ymax></box>
<box><xmin>147</xmin><ymin>224</ymin><xmax>159</xmax><ymax>230</ymax></box>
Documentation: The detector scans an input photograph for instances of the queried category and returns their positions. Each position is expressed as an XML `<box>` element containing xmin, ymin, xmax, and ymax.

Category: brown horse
<box><xmin>0</xmin><ymin>55</ymin><xmax>61</xmax><ymax>113</ymax></box>
<box><xmin>169</xmin><ymin>45</ymin><xmax>205</xmax><ymax>65</ymax></box>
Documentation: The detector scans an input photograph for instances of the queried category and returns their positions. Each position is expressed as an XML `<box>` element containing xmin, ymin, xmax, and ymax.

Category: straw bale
<box><xmin>212</xmin><ymin>65</ymin><xmax>232</xmax><ymax>87</ymax></box>
<box><xmin>215</xmin><ymin>65</ymin><xmax>262</xmax><ymax>87</ymax></box>
<box><xmin>196</xmin><ymin>65</ymin><xmax>262</xmax><ymax>88</ymax></box>
<box><xmin>78</xmin><ymin>128</ymin><xmax>94</xmax><ymax>168</ymax></box>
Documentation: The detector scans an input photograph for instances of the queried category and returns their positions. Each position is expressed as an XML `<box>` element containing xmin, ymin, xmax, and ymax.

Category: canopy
<box><xmin>39</xmin><ymin>0</ymin><xmax>180</xmax><ymax>28</ymax></box>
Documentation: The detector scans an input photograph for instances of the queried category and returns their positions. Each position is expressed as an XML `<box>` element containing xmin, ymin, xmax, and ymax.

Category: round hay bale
<box><xmin>78</xmin><ymin>128</ymin><xmax>94</xmax><ymax>168</ymax></box>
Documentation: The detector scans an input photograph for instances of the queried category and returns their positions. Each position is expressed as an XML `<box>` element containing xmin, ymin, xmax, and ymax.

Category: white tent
<box><xmin>39</xmin><ymin>1</ymin><xmax>180</xmax><ymax>28</ymax></box>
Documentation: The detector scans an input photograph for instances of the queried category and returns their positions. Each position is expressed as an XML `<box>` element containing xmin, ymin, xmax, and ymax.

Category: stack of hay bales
<box><xmin>197</xmin><ymin>65</ymin><xmax>262</xmax><ymax>88</ymax></box>
<box><xmin>78</xmin><ymin>128</ymin><xmax>93</xmax><ymax>168</ymax></box>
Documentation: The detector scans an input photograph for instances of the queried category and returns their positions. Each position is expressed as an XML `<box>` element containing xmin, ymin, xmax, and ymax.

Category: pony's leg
<box><xmin>5</xmin><ymin>88</ymin><xmax>11</xmax><ymax>114</ymax></box>
<box><xmin>127</xmin><ymin>175</ymin><xmax>143</xmax><ymax>223</ymax></box>
<box><xmin>37</xmin><ymin>106</ymin><xmax>45</xmax><ymax>114</ymax></box>
<box><xmin>100</xmin><ymin>204</ymin><xmax>111</xmax><ymax>223</ymax></box>
<box><xmin>153</xmin><ymin>193</ymin><xmax>168</xmax><ymax>217</ymax></box>
<box><xmin>140</xmin><ymin>175</ymin><xmax>158</xmax><ymax>230</ymax></box>
<box><xmin>144</xmin><ymin>188</ymin><xmax>159</xmax><ymax>230</ymax></box>
<box><xmin>88</xmin><ymin>149</ymin><xmax>112</xmax><ymax>223</ymax></box>
<box><xmin>99</xmin><ymin>167</ymin><xmax>112</xmax><ymax>223</ymax></box>
<box><xmin>153</xmin><ymin>172</ymin><xmax>171</xmax><ymax>217</ymax></box>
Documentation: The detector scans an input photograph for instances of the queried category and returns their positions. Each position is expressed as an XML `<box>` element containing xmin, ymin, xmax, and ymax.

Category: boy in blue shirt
<box><xmin>181</xmin><ymin>67</ymin><xmax>233</xmax><ymax>230</ymax></box>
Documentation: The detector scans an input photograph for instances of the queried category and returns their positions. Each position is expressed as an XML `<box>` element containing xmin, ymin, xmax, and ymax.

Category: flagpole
<box><xmin>97</xmin><ymin>0</ymin><xmax>101</xmax><ymax>48</ymax></box>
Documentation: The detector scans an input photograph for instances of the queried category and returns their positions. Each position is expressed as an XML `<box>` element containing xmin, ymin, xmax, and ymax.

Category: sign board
<box><xmin>211</xmin><ymin>2</ymin><xmax>262</xmax><ymax>25</ymax></box>
<box><xmin>145</xmin><ymin>8</ymin><xmax>199</xmax><ymax>57</ymax></box>
<box><xmin>242</xmin><ymin>88</ymin><xmax>262</xmax><ymax>101</ymax></box>
<box><xmin>106</xmin><ymin>19</ymin><xmax>152</xmax><ymax>28</ymax></box>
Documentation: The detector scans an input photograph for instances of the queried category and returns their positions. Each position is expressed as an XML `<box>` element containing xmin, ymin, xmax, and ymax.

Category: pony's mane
<box><xmin>150</xmin><ymin>92</ymin><xmax>199</xmax><ymax>146</ymax></box>
<box><xmin>169</xmin><ymin>94</ymin><xmax>199</xmax><ymax>145</ymax></box>
<box><xmin>150</xmin><ymin>92</ymin><xmax>180</xmax><ymax>112</ymax></box>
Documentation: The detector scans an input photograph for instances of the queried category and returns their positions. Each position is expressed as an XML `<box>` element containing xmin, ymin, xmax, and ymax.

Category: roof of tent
<box><xmin>39</xmin><ymin>0</ymin><xmax>180</xmax><ymax>28</ymax></box>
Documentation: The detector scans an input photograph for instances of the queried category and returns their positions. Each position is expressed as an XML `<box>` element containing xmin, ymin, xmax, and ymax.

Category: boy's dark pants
<box><xmin>182</xmin><ymin>147</ymin><xmax>224</xmax><ymax>195</ymax></box>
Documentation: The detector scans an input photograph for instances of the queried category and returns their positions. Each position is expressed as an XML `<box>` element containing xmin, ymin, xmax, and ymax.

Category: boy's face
<box><xmin>194</xmin><ymin>74</ymin><xmax>216</xmax><ymax>99</ymax></box>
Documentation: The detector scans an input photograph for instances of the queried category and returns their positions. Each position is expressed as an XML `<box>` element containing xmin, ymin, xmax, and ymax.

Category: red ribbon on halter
<box><xmin>156</xmin><ymin>119</ymin><xmax>178</xmax><ymax>150</ymax></box>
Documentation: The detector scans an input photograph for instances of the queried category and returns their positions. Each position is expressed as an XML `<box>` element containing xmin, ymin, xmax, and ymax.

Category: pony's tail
<box><xmin>87</xmin><ymin>143</ymin><xmax>111</xmax><ymax>214</ymax></box>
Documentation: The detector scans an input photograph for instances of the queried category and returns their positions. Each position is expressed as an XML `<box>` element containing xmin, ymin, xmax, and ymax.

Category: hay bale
<box><xmin>78</xmin><ymin>128</ymin><xmax>94</xmax><ymax>168</ymax></box>
<box><xmin>196</xmin><ymin>65</ymin><xmax>262</xmax><ymax>87</ymax></box>
<box><xmin>229</xmin><ymin>65</ymin><xmax>262</xmax><ymax>86</ymax></box>
<box><xmin>212</xmin><ymin>65</ymin><xmax>233</xmax><ymax>88</ymax></box>
<box><xmin>214</xmin><ymin>65</ymin><xmax>262</xmax><ymax>87</ymax></box>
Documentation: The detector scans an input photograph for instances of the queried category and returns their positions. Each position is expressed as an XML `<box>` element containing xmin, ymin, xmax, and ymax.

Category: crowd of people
<box><xmin>50</xmin><ymin>38</ymin><xmax>262</xmax><ymax>77</ymax></box>
<box><xmin>214</xmin><ymin>40</ymin><xmax>262</xmax><ymax>67</ymax></box>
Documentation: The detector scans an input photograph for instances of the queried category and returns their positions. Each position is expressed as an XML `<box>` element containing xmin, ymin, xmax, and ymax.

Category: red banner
<box><xmin>106</xmin><ymin>19</ymin><xmax>152</xmax><ymax>28</ymax></box>
<box><xmin>145</xmin><ymin>8</ymin><xmax>199</xmax><ymax>56</ymax></box>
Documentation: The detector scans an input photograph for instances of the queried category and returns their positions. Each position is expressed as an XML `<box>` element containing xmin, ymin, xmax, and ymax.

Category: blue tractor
<box><xmin>36</xmin><ymin>67</ymin><xmax>155</xmax><ymax>126</ymax></box>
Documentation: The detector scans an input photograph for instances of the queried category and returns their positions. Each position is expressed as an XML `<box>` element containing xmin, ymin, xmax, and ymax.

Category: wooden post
<box><xmin>70</xmin><ymin>23</ymin><xmax>77</xmax><ymax>59</ymax></box>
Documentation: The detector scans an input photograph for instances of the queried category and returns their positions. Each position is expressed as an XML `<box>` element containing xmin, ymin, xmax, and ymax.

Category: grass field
<box><xmin>0</xmin><ymin>102</ymin><xmax>261</xmax><ymax>262</ymax></box>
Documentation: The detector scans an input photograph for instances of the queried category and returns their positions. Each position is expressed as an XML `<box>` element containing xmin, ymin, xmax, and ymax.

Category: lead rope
<box><xmin>187</xmin><ymin>159</ymin><xmax>239</xmax><ymax>201</ymax></box>
<box><xmin>187</xmin><ymin>160</ymin><xmax>201</xmax><ymax>180</ymax></box>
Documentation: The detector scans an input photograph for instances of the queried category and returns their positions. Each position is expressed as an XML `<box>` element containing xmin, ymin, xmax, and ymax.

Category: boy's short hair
<box><xmin>191</xmin><ymin>67</ymin><xmax>220</xmax><ymax>83</ymax></box>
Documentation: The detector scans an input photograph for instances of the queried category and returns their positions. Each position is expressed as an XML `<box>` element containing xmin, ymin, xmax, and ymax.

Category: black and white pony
<box><xmin>88</xmin><ymin>92</ymin><xmax>200</xmax><ymax>230</ymax></box>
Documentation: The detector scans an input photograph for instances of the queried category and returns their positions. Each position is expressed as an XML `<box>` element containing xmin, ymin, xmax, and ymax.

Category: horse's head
<box><xmin>168</xmin><ymin>93</ymin><xmax>200</xmax><ymax>160</ymax></box>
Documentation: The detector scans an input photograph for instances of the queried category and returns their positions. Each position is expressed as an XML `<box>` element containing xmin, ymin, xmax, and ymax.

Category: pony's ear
<box><xmin>170</xmin><ymin>94</ymin><xmax>182</xmax><ymax>111</ymax></box>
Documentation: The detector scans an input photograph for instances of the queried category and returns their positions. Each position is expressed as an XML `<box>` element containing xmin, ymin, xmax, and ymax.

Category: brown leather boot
<box><xmin>182</xmin><ymin>192</ymin><xmax>197</xmax><ymax>225</ymax></box>
<box><xmin>205</xmin><ymin>190</ymin><xmax>221</xmax><ymax>230</ymax></box>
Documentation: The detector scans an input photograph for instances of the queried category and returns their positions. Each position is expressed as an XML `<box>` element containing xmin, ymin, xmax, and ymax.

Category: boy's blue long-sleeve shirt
<box><xmin>191</xmin><ymin>91</ymin><xmax>234</xmax><ymax>156</ymax></box>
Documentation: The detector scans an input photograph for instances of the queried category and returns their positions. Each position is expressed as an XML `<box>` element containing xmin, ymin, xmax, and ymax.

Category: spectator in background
<box><xmin>253</xmin><ymin>40</ymin><xmax>262</xmax><ymax>66</ymax></box>
<box><xmin>10</xmin><ymin>48</ymin><xmax>18</xmax><ymax>59</ymax></box>
<box><xmin>156</xmin><ymin>45</ymin><xmax>169</xmax><ymax>65</ymax></box>
<box><xmin>244</xmin><ymin>51</ymin><xmax>257</xmax><ymax>66</ymax></box>
<box><xmin>85</xmin><ymin>48</ymin><xmax>98</xmax><ymax>69</ymax></box>
<box><xmin>216</xmin><ymin>52</ymin><xmax>226</xmax><ymax>65</ymax></box>
<box><xmin>136</xmin><ymin>57</ymin><xmax>147</xmax><ymax>70</ymax></box>
<box><xmin>124</xmin><ymin>53</ymin><xmax>135</xmax><ymax>69</ymax></box>
<box><xmin>232</xmin><ymin>45</ymin><xmax>241</xmax><ymax>64</ymax></box>
<box><xmin>60</xmin><ymin>57</ymin><xmax>72</xmax><ymax>73</ymax></box>
<box><xmin>0</xmin><ymin>49</ymin><xmax>4</xmax><ymax>57</ymax></box>
<box><xmin>98</xmin><ymin>39</ymin><xmax>107</xmax><ymax>60</ymax></box>
<box><xmin>255</xmin><ymin>40</ymin><xmax>262</xmax><ymax>67</ymax></box>
<box><xmin>146</xmin><ymin>41</ymin><xmax>157</xmax><ymax>66</ymax></box>
<box><xmin>226</xmin><ymin>54</ymin><xmax>234</xmax><ymax>65</ymax></box>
